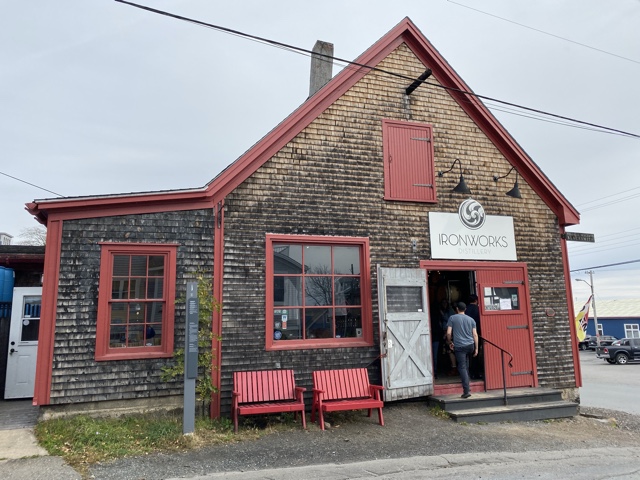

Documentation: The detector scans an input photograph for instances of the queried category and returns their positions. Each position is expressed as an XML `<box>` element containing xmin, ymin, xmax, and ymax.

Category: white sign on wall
<box><xmin>429</xmin><ymin>199</ymin><xmax>517</xmax><ymax>261</ymax></box>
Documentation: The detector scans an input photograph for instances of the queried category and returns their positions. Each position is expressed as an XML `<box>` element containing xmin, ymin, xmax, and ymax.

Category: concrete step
<box><xmin>447</xmin><ymin>400</ymin><xmax>579</xmax><ymax>423</ymax></box>
<box><xmin>429</xmin><ymin>387</ymin><xmax>563</xmax><ymax>412</ymax></box>
<box><xmin>427</xmin><ymin>387</ymin><xmax>578</xmax><ymax>423</ymax></box>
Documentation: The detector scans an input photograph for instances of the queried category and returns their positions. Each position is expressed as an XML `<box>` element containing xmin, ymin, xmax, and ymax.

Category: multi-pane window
<box><xmin>96</xmin><ymin>244</ymin><xmax>176</xmax><ymax>360</ymax></box>
<box><xmin>266</xmin><ymin>235</ymin><xmax>372</xmax><ymax>350</ymax></box>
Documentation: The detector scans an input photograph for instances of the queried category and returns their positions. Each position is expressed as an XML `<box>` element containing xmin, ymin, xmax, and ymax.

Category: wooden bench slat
<box><xmin>232</xmin><ymin>369</ymin><xmax>306</xmax><ymax>433</ymax></box>
<box><xmin>312</xmin><ymin>368</ymin><xmax>384</xmax><ymax>431</ymax></box>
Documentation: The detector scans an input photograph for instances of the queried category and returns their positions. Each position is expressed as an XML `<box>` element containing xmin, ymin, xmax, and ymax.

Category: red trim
<box><xmin>211</xmin><ymin>200</ymin><xmax>224</xmax><ymax>418</ymax></box>
<box><xmin>95</xmin><ymin>244</ymin><xmax>177</xmax><ymax>361</ymax></box>
<box><xmin>265</xmin><ymin>234</ymin><xmax>373</xmax><ymax>351</ymax></box>
<box><xmin>26</xmin><ymin>19</ymin><xmax>578</xmax><ymax>229</ymax></box>
<box><xmin>561</xmin><ymin>226</ymin><xmax>582</xmax><ymax>387</ymax></box>
<box><xmin>33</xmin><ymin>219</ymin><xmax>63</xmax><ymax>406</ymax></box>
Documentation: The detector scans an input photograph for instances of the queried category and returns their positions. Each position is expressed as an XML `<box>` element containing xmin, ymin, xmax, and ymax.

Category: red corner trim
<box><xmin>33</xmin><ymin>218</ymin><xmax>63</xmax><ymax>406</ymax></box>
<box><xmin>562</xmin><ymin>225</ymin><xmax>582</xmax><ymax>387</ymax></box>
<box><xmin>210</xmin><ymin>199</ymin><xmax>224</xmax><ymax>418</ymax></box>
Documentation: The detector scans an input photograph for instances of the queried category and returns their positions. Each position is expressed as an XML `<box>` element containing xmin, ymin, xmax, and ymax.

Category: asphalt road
<box><xmin>578</xmin><ymin>349</ymin><xmax>640</xmax><ymax>414</ymax></box>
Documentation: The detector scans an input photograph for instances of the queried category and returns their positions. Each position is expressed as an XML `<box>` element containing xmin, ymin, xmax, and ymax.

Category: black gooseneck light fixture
<box><xmin>438</xmin><ymin>159</ymin><xmax>471</xmax><ymax>194</ymax></box>
<box><xmin>493</xmin><ymin>167</ymin><xmax>522</xmax><ymax>199</ymax></box>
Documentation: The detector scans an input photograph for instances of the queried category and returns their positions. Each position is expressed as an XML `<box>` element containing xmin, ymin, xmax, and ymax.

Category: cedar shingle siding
<box><xmin>51</xmin><ymin>210</ymin><xmax>213</xmax><ymax>404</ymax></box>
<box><xmin>218</xmin><ymin>44</ymin><xmax>572</xmax><ymax>413</ymax></box>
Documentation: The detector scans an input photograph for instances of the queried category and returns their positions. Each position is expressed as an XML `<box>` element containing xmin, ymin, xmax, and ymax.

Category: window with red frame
<box><xmin>266</xmin><ymin>235</ymin><xmax>371</xmax><ymax>350</ymax></box>
<box><xmin>96</xmin><ymin>244</ymin><xmax>176</xmax><ymax>361</ymax></box>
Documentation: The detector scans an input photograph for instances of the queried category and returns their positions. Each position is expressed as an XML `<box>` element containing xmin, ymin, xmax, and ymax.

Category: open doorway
<box><xmin>427</xmin><ymin>269</ymin><xmax>483</xmax><ymax>384</ymax></box>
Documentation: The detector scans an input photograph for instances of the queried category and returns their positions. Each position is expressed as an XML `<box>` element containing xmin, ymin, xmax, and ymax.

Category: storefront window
<box><xmin>266</xmin><ymin>235</ymin><xmax>372</xmax><ymax>350</ymax></box>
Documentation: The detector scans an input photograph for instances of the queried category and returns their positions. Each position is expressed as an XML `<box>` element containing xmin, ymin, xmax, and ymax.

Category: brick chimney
<box><xmin>309</xmin><ymin>40</ymin><xmax>334</xmax><ymax>97</ymax></box>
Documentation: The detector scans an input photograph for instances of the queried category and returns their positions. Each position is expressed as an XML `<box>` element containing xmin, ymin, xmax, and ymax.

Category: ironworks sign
<box><xmin>429</xmin><ymin>199</ymin><xmax>517</xmax><ymax>261</ymax></box>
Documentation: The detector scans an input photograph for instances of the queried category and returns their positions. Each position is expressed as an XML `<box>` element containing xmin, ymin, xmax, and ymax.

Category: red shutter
<box><xmin>382</xmin><ymin>120</ymin><xmax>436</xmax><ymax>202</ymax></box>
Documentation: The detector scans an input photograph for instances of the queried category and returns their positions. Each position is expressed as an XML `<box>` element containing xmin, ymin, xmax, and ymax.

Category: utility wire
<box><xmin>447</xmin><ymin>0</ymin><xmax>640</xmax><ymax>66</ymax></box>
<box><xmin>114</xmin><ymin>0</ymin><xmax>640</xmax><ymax>140</ymax></box>
<box><xmin>0</xmin><ymin>171</ymin><xmax>62</xmax><ymax>197</ymax></box>
<box><xmin>570</xmin><ymin>258</ymin><xmax>640</xmax><ymax>273</ymax></box>
<box><xmin>578</xmin><ymin>186</ymin><xmax>640</xmax><ymax>207</ymax></box>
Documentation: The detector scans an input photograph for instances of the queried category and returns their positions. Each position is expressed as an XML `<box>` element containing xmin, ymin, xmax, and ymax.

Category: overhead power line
<box><xmin>570</xmin><ymin>258</ymin><xmax>640</xmax><ymax>273</ymax></box>
<box><xmin>0</xmin><ymin>171</ymin><xmax>62</xmax><ymax>197</ymax></box>
<box><xmin>447</xmin><ymin>0</ymin><xmax>640</xmax><ymax>66</ymax></box>
<box><xmin>114</xmin><ymin>0</ymin><xmax>640</xmax><ymax>140</ymax></box>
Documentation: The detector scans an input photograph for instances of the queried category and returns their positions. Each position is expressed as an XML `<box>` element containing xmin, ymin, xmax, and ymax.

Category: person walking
<box><xmin>466</xmin><ymin>294</ymin><xmax>483</xmax><ymax>379</ymax></box>
<box><xmin>446</xmin><ymin>302</ymin><xmax>478</xmax><ymax>398</ymax></box>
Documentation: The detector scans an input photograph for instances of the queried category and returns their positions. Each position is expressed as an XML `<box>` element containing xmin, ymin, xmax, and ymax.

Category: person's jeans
<box><xmin>454</xmin><ymin>343</ymin><xmax>474</xmax><ymax>395</ymax></box>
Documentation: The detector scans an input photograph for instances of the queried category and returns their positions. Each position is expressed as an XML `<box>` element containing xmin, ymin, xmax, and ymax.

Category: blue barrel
<box><xmin>2</xmin><ymin>267</ymin><xmax>14</xmax><ymax>303</ymax></box>
<box><xmin>0</xmin><ymin>267</ymin><xmax>5</xmax><ymax>303</ymax></box>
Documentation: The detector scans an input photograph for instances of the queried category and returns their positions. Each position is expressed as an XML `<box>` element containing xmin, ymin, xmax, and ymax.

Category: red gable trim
<box><xmin>203</xmin><ymin>17</ymin><xmax>579</xmax><ymax>226</ymax></box>
<box><xmin>26</xmin><ymin>17</ymin><xmax>578</xmax><ymax>227</ymax></box>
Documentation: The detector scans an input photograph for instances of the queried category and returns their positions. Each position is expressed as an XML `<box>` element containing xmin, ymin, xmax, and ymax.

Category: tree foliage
<box><xmin>16</xmin><ymin>226</ymin><xmax>47</xmax><ymax>245</ymax></box>
<box><xmin>161</xmin><ymin>273</ymin><xmax>221</xmax><ymax>416</ymax></box>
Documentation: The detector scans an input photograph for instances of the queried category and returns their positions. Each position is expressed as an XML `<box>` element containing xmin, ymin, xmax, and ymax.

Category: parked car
<box><xmin>578</xmin><ymin>335</ymin><xmax>591</xmax><ymax>351</ymax></box>
<box><xmin>588</xmin><ymin>335</ymin><xmax>618</xmax><ymax>350</ymax></box>
<box><xmin>596</xmin><ymin>338</ymin><xmax>640</xmax><ymax>364</ymax></box>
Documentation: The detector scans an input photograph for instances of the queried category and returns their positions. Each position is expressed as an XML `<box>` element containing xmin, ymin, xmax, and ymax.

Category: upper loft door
<box><xmin>377</xmin><ymin>267</ymin><xmax>433</xmax><ymax>402</ymax></box>
<box><xmin>4</xmin><ymin>287</ymin><xmax>41</xmax><ymax>399</ymax></box>
<box><xmin>476</xmin><ymin>266</ymin><xmax>537</xmax><ymax>390</ymax></box>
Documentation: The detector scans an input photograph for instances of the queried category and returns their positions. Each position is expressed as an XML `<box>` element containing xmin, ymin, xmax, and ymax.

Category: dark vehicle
<box><xmin>588</xmin><ymin>335</ymin><xmax>618</xmax><ymax>350</ymax></box>
<box><xmin>596</xmin><ymin>338</ymin><xmax>640</xmax><ymax>365</ymax></box>
<box><xmin>578</xmin><ymin>335</ymin><xmax>591</xmax><ymax>351</ymax></box>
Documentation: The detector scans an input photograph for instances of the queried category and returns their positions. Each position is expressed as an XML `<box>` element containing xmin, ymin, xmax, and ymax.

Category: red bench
<box><xmin>311</xmin><ymin>368</ymin><xmax>384</xmax><ymax>431</ymax></box>
<box><xmin>232</xmin><ymin>370</ymin><xmax>306</xmax><ymax>433</ymax></box>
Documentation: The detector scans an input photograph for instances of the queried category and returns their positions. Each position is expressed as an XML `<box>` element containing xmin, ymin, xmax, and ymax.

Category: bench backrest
<box><xmin>313</xmin><ymin>368</ymin><xmax>371</xmax><ymax>401</ymax></box>
<box><xmin>233</xmin><ymin>369</ymin><xmax>297</xmax><ymax>403</ymax></box>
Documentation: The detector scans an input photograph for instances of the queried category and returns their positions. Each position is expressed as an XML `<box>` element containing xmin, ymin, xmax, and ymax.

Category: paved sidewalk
<box><xmin>175</xmin><ymin>447</ymin><xmax>640</xmax><ymax>479</ymax></box>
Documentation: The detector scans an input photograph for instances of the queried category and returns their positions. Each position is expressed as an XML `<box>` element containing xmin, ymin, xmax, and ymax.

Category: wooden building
<box><xmin>26</xmin><ymin>18</ymin><xmax>582</xmax><ymax>418</ymax></box>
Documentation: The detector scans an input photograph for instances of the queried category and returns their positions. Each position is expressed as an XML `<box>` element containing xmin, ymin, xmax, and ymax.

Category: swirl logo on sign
<box><xmin>458</xmin><ymin>199</ymin><xmax>486</xmax><ymax>230</ymax></box>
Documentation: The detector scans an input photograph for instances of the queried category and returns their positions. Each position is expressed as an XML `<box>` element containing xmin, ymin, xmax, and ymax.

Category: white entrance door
<box><xmin>5</xmin><ymin>287</ymin><xmax>41</xmax><ymax>399</ymax></box>
<box><xmin>377</xmin><ymin>267</ymin><xmax>433</xmax><ymax>402</ymax></box>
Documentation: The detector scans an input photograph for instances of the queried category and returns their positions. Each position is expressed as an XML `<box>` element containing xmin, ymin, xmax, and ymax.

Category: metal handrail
<box><xmin>479</xmin><ymin>336</ymin><xmax>514</xmax><ymax>405</ymax></box>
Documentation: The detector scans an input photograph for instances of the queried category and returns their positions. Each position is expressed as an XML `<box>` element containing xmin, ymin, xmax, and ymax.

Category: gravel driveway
<box><xmin>88</xmin><ymin>402</ymin><xmax>640</xmax><ymax>480</ymax></box>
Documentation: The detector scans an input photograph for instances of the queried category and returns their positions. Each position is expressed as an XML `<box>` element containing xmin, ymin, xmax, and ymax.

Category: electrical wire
<box><xmin>446</xmin><ymin>0</ymin><xmax>640</xmax><ymax>66</ymax></box>
<box><xmin>570</xmin><ymin>258</ymin><xmax>640</xmax><ymax>273</ymax></box>
<box><xmin>114</xmin><ymin>0</ymin><xmax>640</xmax><ymax>140</ymax></box>
<box><xmin>0</xmin><ymin>171</ymin><xmax>62</xmax><ymax>197</ymax></box>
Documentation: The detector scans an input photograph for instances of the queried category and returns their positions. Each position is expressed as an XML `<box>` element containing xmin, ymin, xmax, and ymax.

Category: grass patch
<box><xmin>34</xmin><ymin>411</ymin><xmax>303</xmax><ymax>475</ymax></box>
<box><xmin>428</xmin><ymin>405</ymin><xmax>451</xmax><ymax>420</ymax></box>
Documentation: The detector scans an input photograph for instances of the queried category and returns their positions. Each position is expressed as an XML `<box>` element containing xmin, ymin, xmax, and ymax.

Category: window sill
<box><xmin>266</xmin><ymin>338</ymin><xmax>373</xmax><ymax>351</ymax></box>
<box><xmin>95</xmin><ymin>349</ymin><xmax>173</xmax><ymax>362</ymax></box>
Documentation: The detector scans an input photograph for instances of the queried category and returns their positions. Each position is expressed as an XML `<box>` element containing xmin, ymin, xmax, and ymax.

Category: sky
<box><xmin>1</xmin><ymin>0</ymin><xmax>639</xmax><ymax>302</ymax></box>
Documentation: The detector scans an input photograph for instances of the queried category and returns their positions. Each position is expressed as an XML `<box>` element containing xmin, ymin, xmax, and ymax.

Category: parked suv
<box><xmin>578</xmin><ymin>335</ymin><xmax>591</xmax><ymax>351</ymax></box>
<box><xmin>588</xmin><ymin>335</ymin><xmax>618</xmax><ymax>350</ymax></box>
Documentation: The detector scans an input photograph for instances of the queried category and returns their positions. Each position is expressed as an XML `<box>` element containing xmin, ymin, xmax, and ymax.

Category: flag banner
<box><xmin>575</xmin><ymin>296</ymin><xmax>592</xmax><ymax>342</ymax></box>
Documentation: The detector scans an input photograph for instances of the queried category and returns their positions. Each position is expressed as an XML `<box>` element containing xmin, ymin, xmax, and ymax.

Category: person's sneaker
<box><xmin>461</xmin><ymin>393</ymin><xmax>471</xmax><ymax>399</ymax></box>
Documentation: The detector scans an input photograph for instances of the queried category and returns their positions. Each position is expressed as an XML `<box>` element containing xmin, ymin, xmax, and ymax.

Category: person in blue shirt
<box><xmin>446</xmin><ymin>302</ymin><xmax>479</xmax><ymax>398</ymax></box>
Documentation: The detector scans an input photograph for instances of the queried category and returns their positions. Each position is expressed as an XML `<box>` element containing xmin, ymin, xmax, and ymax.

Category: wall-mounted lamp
<box><xmin>493</xmin><ymin>167</ymin><xmax>522</xmax><ymax>199</ymax></box>
<box><xmin>438</xmin><ymin>159</ymin><xmax>471</xmax><ymax>194</ymax></box>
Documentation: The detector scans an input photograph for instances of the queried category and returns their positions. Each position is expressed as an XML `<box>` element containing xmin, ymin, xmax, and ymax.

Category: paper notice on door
<box><xmin>499</xmin><ymin>298</ymin><xmax>512</xmax><ymax>310</ymax></box>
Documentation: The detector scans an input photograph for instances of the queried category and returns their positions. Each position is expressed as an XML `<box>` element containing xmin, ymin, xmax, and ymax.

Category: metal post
<box><xmin>184</xmin><ymin>282</ymin><xmax>199</xmax><ymax>435</ymax></box>
<box><xmin>588</xmin><ymin>271</ymin><xmax>600</xmax><ymax>348</ymax></box>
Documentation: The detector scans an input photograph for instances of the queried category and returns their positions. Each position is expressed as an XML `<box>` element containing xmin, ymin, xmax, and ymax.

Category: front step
<box><xmin>427</xmin><ymin>387</ymin><xmax>578</xmax><ymax>423</ymax></box>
